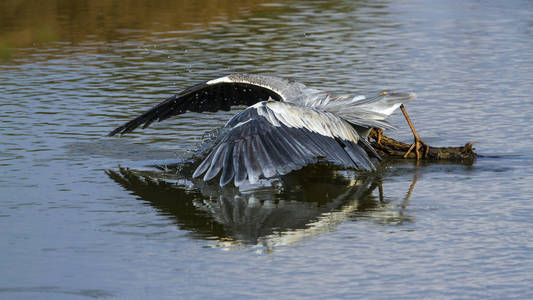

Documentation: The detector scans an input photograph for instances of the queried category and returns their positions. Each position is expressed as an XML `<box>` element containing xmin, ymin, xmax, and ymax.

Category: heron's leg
<box><xmin>375</xmin><ymin>128</ymin><xmax>383</xmax><ymax>146</ymax></box>
<box><xmin>368</xmin><ymin>128</ymin><xmax>383</xmax><ymax>146</ymax></box>
<box><xmin>400</xmin><ymin>104</ymin><xmax>429</xmax><ymax>159</ymax></box>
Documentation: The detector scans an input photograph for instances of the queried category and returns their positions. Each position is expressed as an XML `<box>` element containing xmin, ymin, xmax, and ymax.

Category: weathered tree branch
<box><xmin>368</xmin><ymin>129</ymin><xmax>478</xmax><ymax>164</ymax></box>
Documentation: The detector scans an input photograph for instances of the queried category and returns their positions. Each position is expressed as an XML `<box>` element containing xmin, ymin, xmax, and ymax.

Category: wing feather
<box><xmin>342</xmin><ymin>141</ymin><xmax>374</xmax><ymax>170</ymax></box>
<box><xmin>219</xmin><ymin>144</ymin><xmax>235</xmax><ymax>187</ymax></box>
<box><xmin>233</xmin><ymin>141</ymin><xmax>248</xmax><ymax>186</ymax></box>
<box><xmin>192</xmin><ymin>146</ymin><xmax>216</xmax><ymax>178</ymax></box>
<box><xmin>242</xmin><ymin>138</ymin><xmax>262</xmax><ymax>184</ymax></box>
<box><xmin>193</xmin><ymin>101</ymin><xmax>380</xmax><ymax>186</ymax></box>
<box><xmin>274</xmin><ymin>126</ymin><xmax>313</xmax><ymax>165</ymax></box>
<box><xmin>252</xmin><ymin>136</ymin><xmax>277</xmax><ymax>178</ymax></box>
<box><xmin>108</xmin><ymin>74</ymin><xmax>313</xmax><ymax>136</ymax></box>
<box><xmin>261</xmin><ymin>131</ymin><xmax>294</xmax><ymax>175</ymax></box>
<box><xmin>203</xmin><ymin>143</ymin><xmax>227</xmax><ymax>181</ymax></box>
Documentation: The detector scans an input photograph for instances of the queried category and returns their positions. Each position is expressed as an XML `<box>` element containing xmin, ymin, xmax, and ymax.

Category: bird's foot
<box><xmin>368</xmin><ymin>128</ymin><xmax>384</xmax><ymax>146</ymax></box>
<box><xmin>403</xmin><ymin>137</ymin><xmax>429</xmax><ymax>160</ymax></box>
<box><xmin>375</xmin><ymin>128</ymin><xmax>383</xmax><ymax>146</ymax></box>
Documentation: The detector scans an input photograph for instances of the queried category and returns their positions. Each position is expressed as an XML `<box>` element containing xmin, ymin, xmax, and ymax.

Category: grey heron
<box><xmin>109</xmin><ymin>74</ymin><xmax>427</xmax><ymax>186</ymax></box>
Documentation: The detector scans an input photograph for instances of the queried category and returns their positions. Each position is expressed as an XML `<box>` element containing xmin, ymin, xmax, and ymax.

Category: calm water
<box><xmin>1</xmin><ymin>0</ymin><xmax>532</xmax><ymax>298</ymax></box>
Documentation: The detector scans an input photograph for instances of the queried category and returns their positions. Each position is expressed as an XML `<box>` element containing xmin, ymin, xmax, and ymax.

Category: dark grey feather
<box><xmin>108</xmin><ymin>77</ymin><xmax>284</xmax><ymax>136</ymax></box>
<box><xmin>242</xmin><ymin>138</ymin><xmax>262</xmax><ymax>183</ymax></box>
<box><xmin>233</xmin><ymin>141</ymin><xmax>248</xmax><ymax>186</ymax></box>
<box><xmin>219</xmin><ymin>144</ymin><xmax>235</xmax><ymax>186</ymax></box>
<box><xmin>203</xmin><ymin>144</ymin><xmax>227</xmax><ymax>181</ymax></box>
<box><xmin>342</xmin><ymin>141</ymin><xmax>374</xmax><ymax>170</ymax></box>
<box><xmin>252</xmin><ymin>136</ymin><xmax>277</xmax><ymax>178</ymax></box>
<box><xmin>192</xmin><ymin>147</ymin><xmax>216</xmax><ymax>178</ymax></box>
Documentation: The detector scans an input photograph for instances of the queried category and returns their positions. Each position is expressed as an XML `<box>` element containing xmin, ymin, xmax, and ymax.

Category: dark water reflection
<box><xmin>1</xmin><ymin>0</ymin><xmax>533</xmax><ymax>298</ymax></box>
<box><xmin>106</xmin><ymin>167</ymin><xmax>413</xmax><ymax>250</ymax></box>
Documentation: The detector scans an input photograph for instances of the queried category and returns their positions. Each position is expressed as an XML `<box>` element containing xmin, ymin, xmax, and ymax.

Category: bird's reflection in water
<box><xmin>106</xmin><ymin>166</ymin><xmax>416</xmax><ymax>251</ymax></box>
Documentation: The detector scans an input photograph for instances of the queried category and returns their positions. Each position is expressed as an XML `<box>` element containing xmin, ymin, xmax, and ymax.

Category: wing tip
<box><xmin>108</xmin><ymin>127</ymin><xmax>123</xmax><ymax>137</ymax></box>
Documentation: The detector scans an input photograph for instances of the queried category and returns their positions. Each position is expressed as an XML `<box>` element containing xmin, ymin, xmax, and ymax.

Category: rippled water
<box><xmin>1</xmin><ymin>0</ymin><xmax>532</xmax><ymax>298</ymax></box>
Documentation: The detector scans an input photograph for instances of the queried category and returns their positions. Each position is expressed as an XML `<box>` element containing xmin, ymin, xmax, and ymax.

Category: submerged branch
<box><xmin>368</xmin><ymin>129</ymin><xmax>478</xmax><ymax>164</ymax></box>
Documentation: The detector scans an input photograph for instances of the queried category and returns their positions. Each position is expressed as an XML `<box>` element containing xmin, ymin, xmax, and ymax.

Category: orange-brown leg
<box><xmin>375</xmin><ymin>128</ymin><xmax>383</xmax><ymax>146</ymax></box>
<box><xmin>368</xmin><ymin>128</ymin><xmax>384</xmax><ymax>146</ymax></box>
<box><xmin>400</xmin><ymin>104</ymin><xmax>429</xmax><ymax>159</ymax></box>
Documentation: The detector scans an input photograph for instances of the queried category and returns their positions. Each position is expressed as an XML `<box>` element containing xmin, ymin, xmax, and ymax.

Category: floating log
<box><xmin>368</xmin><ymin>129</ymin><xmax>478</xmax><ymax>164</ymax></box>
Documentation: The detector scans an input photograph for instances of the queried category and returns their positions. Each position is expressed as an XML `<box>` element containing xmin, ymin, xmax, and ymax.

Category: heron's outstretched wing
<box><xmin>193</xmin><ymin>101</ymin><xmax>380</xmax><ymax>187</ymax></box>
<box><xmin>108</xmin><ymin>73</ymin><xmax>313</xmax><ymax>136</ymax></box>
